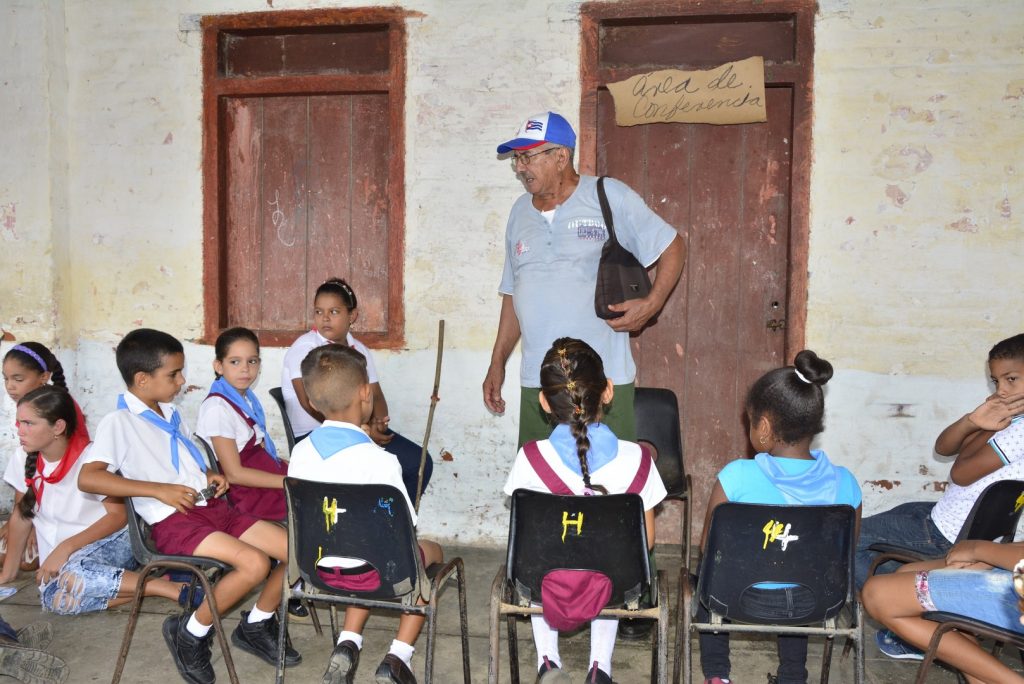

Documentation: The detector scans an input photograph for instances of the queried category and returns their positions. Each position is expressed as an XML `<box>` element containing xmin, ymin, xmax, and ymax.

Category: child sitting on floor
<box><xmin>503</xmin><ymin>338</ymin><xmax>667</xmax><ymax>684</ymax></box>
<box><xmin>287</xmin><ymin>343</ymin><xmax>442</xmax><ymax>684</ymax></box>
<box><xmin>78</xmin><ymin>328</ymin><xmax>300</xmax><ymax>684</ymax></box>
<box><xmin>698</xmin><ymin>350</ymin><xmax>862</xmax><ymax>684</ymax></box>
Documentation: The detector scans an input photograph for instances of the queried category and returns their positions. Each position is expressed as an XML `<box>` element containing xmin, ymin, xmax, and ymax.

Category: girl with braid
<box><xmin>0</xmin><ymin>386</ymin><xmax>197</xmax><ymax>613</ymax></box>
<box><xmin>2</xmin><ymin>342</ymin><xmax>87</xmax><ymax>572</ymax></box>
<box><xmin>503</xmin><ymin>337</ymin><xmax>666</xmax><ymax>684</ymax></box>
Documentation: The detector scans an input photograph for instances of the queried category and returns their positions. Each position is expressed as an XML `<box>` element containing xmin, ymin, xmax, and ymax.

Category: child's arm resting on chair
<box><xmin>78</xmin><ymin>462</ymin><xmax>201</xmax><ymax>515</ymax></box>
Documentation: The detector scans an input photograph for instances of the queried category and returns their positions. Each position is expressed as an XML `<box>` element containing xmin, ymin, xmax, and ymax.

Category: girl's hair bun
<box><xmin>793</xmin><ymin>349</ymin><xmax>833</xmax><ymax>387</ymax></box>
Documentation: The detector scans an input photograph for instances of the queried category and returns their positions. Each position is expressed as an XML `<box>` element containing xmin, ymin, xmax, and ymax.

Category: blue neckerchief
<box><xmin>753</xmin><ymin>449</ymin><xmax>839</xmax><ymax>505</ymax></box>
<box><xmin>209</xmin><ymin>377</ymin><xmax>279</xmax><ymax>462</ymax></box>
<box><xmin>309</xmin><ymin>425</ymin><xmax>373</xmax><ymax>460</ymax></box>
<box><xmin>117</xmin><ymin>394</ymin><xmax>206</xmax><ymax>473</ymax></box>
<box><xmin>548</xmin><ymin>423</ymin><xmax>619</xmax><ymax>475</ymax></box>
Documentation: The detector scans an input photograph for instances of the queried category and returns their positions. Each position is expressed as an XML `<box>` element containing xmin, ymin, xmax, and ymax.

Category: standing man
<box><xmin>483</xmin><ymin>111</ymin><xmax>685</xmax><ymax>447</ymax></box>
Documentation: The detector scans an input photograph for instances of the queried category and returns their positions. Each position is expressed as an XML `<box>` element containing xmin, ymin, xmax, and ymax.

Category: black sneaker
<box><xmin>537</xmin><ymin>656</ymin><xmax>570</xmax><ymax>683</ymax></box>
<box><xmin>231</xmin><ymin>612</ymin><xmax>301</xmax><ymax>667</ymax></box>
<box><xmin>374</xmin><ymin>653</ymin><xmax>416</xmax><ymax>684</ymax></box>
<box><xmin>288</xmin><ymin>599</ymin><xmax>309</xmax><ymax>619</ymax></box>
<box><xmin>322</xmin><ymin>639</ymin><xmax>359</xmax><ymax>684</ymax></box>
<box><xmin>162</xmin><ymin>614</ymin><xmax>215</xmax><ymax>684</ymax></box>
<box><xmin>617</xmin><ymin>619</ymin><xmax>652</xmax><ymax>640</ymax></box>
<box><xmin>584</xmin><ymin>662</ymin><xmax>615</xmax><ymax>684</ymax></box>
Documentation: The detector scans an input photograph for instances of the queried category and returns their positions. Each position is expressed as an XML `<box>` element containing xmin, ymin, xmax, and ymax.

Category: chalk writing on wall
<box><xmin>607</xmin><ymin>56</ymin><xmax>767</xmax><ymax>126</ymax></box>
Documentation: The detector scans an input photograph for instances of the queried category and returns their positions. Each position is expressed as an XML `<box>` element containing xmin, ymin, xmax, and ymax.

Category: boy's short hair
<box><xmin>300</xmin><ymin>344</ymin><xmax>368</xmax><ymax>415</ymax></box>
<box><xmin>116</xmin><ymin>328</ymin><xmax>184</xmax><ymax>385</ymax></box>
<box><xmin>990</xmin><ymin>333</ymin><xmax>1024</xmax><ymax>363</ymax></box>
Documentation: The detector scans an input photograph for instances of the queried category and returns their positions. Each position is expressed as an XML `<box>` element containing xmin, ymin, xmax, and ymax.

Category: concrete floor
<box><xmin>0</xmin><ymin>544</ymin><xmax>1013</xmax><ymax>683</ymax></box>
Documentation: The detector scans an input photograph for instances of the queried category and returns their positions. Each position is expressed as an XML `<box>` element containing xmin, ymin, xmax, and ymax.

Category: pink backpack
<box><xmin>522</xmin><ymin>440</ymin><xmax>652</xmax><ymax>630</ymax></box>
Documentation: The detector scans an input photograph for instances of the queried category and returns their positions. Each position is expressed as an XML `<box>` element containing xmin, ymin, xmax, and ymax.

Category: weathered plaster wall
<box><xmin>1</xmin><ymin>0</ymin><xmax>1021</xmax><ymax>542</ymax></box>
<box><xmin>809</xmin><ymin>0</ymin><xmax>1024</xmax><ymax>513</ymax></box>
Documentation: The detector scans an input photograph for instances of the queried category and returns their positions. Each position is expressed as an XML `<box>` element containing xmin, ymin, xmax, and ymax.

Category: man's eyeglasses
<box><xmin>510</xmin><ymin>147</ymin><xmax>559</xmax><ymax>168</ymax></box>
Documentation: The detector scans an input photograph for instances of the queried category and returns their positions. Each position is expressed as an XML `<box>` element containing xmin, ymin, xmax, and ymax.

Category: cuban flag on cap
<box><xmin>497</xmin><ymin>111</ymin><xmax>577</xmax><ymax>154</ymax></box>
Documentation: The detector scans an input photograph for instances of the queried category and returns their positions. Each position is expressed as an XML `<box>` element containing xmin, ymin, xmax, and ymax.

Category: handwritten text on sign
<box><xmin>607</xmin><ymin>57</ymin><xmax>767</xmax><ymax>126</ymax></box>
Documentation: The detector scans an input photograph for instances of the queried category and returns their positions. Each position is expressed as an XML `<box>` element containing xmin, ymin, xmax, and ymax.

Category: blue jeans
<box><xmin>854</xmin><ymin>501</ymin><xmax>952</xmax><ymax>590</ymax></box>
<box><xmin>699</xmin><ymin>587</ymin><xmax>815</xmax><ymax>684</ymax></box>
<box><xmin>923</xmin><ymin>568</ymin><xmax>1024</xmax><ymax>634</ymax></box>
<box><xmin>40</xmin><ymin>527</ymin><xmax>137</xmax><ymax>615</ymax></box>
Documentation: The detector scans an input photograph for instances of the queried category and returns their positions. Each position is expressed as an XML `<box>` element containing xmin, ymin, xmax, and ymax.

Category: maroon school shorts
<box><xmin>151</xmin><ymin>497</ymin><xmax>261</xmax><ymax>556</ymax></box>
<box><xmin>316</xmin><ymin>546</ymin><xmax>427</xmax><ymax>592</ymax></box>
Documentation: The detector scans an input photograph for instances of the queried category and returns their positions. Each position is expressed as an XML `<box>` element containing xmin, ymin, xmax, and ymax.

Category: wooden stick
<box><xmin>415</xmin><ymin>319</ymin><xmax>444</xmax><ymax>512</ymax></box>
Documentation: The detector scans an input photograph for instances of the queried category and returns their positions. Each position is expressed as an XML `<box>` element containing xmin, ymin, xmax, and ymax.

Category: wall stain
<box><xmin>918</xmin><ymin>464</ymin><xmax>929</xmax><ymax>476</ymax></box>
<box><xmin>440</xmin><ymin>449</ymin><xmax>453</xmax><ymax>462</ymax></box>
<box><xmin>866</xmin><ymin>479</ymin><xmax>901</xmax><ymax>490</ymax></box>
<box><xmin>888</xmin><ymin>403</ymin><xmax>915</xmax><ymax>418</ymax></box>
<box><xmin>885</xmin><ymin>184</ymin><xmax>908</xmax><ymax>207</ymax></box>
<box><xmin>948</xmin><ymin>217</ymin><xmax>979</xmax><ymax>233</ymax></box>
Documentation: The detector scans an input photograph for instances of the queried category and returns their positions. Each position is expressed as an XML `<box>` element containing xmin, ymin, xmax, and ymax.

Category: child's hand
<box><xmin>36</xmin><ymin>544</ymin><xmax>70</xmax><ymax>585</ymax></box>
<box><xmin>945</xmin><ymin>540</ymin><xmax>992</xmax><ymax>569</ymax></box>
<box><xmin>968</xmin><ymin>394</ymin><xmax>1024</xmax><ymax>432</ymax></box>
<box><xmin>206</xmin><ymin>474</ymin><xmax>229</xmax><ymax>498</ymax></box>
<box><xmin>156</xmin><ymin>484</ymin><xmax>200</xmax><ymax>514</ymax></box>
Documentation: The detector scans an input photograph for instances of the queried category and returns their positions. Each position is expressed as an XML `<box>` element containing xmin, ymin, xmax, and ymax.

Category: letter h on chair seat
<box><xmin>111</xmin><ymin>493</ymin><xmax>237</xmax><ymax>684</ymax></box>
<box><xmin>681</xmin><ymin>503</ymin><xmax>864</xmax><ymax>684</ymax></box>
<box><xmin>268</xmin><ymin>387</ymin><xmax>297</xmax><ymax>454</ymax></box>
<box><xmin>489</xmin><ymin>489</ymin><xmax>669</xmax><ymax>684</ymax></box>
<box><xmin>276</xmin><ymin>478</ymin><xmax>470</xmax><ymax>684</ymax></box>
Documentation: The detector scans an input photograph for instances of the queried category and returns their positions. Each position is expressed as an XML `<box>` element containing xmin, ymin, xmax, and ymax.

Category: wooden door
<box><xmin>580</xmin><ymin>1</ymin><xmax>815</xmax><ymax>547</ymax></box>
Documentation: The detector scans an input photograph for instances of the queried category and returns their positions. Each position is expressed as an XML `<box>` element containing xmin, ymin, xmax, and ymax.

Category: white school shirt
<box><xmin>84</xmin><ymin>391</ymin><xmax>209</xmax><ymax>526</ymax></box>
<box><xmin>280</xmin><ymin>330</ymin><xmax>379</xmax><ymax>437</ymax></box>
<box><xmin>3</xmin><ymin>444</ymin><xmax>108</xmax><ymax>565</ymax></box>
<box><xmin>503</xmin><ymin>438</ymin><xmax>667</xmax><ymax>511</ymax></box>
<box><xmin>287</xmin><ymin>420</ymin><xmax>416</xmax><ymax>525</ymax></box>
<box><xmin>931</xmin><ymin>416</ymin><xmax>1024</xmax><ymax>542</ymax></box>
<box><xmin>196</xmin><ymin>394</ymin><xmax>266</xmax><ymax>452</ymax></box>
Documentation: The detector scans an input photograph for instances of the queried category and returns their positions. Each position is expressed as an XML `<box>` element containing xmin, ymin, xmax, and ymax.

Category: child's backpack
<box><xmin>521</xmin><ymin>440</ymin><xmax>651</xmax><ymax>630</ymax></box>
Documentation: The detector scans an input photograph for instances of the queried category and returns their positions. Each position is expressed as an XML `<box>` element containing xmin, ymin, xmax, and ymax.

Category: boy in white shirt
<box><xmin>288</xmin><ymin>344</ymin><xmax>442</xmax><ymax>684</ymax></box>
<box><xmin>78</xmin><ymin>328</ymin><xmax>300</xmax><ymax>684</ymax></box>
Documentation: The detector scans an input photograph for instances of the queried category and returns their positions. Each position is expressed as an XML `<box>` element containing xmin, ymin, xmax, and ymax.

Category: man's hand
<box><xmin>605</xmin><ymin>295</ymin><xmax>661</xmax><ymax>333</ymax></box>
<box><xmin>968</xmin><ymin>392</ymin><xmax>1024</xmax><ymax>432</ymax></box>
<box><xmin>483</xmin><ymin>362</ymin><xmax>507</xmax><ymax>414</ymax></box>
<box><xmin>364</xmin><ymin>421</ymin><xmax>394</xmax><ymax>446</ymax></box>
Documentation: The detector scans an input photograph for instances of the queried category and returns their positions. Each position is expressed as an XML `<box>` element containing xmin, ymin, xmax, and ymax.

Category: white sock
<box><xmin>388</xmin><ymin>639</ymin><xmax>415</xmax><ymax>667</ymax></box>
<box><xmin>337</xmin><ymin>630</ymin><xmax>363</xmax><ymax>649</ymax></box>
<box><xmin>530</xmin><ymin>612</ymin><xmax>561</xmax><ymax>670</ymax></box>
<box><xmin>589</xmin><ymin>618</ymin><xmax>618</xmax><ymax>676</ymax></box>
<box><xmin>186</xmin><ymin>612</ymin><xmax>212</xmax><ymax>638</ymax></box>
<box><xmin>247</xmin><ymin>605</ymin><xmax>276</xmax><ymax>623</ymax></box>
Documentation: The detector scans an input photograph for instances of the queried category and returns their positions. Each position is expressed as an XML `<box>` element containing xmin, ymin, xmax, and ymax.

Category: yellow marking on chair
<box><xmin>1015</xmin><ymin>492</ymin><xmax>1024</xmax><ymax>513</ymax></box>
<box><xmin>323</xmin><ymin>497</ymin><xmax>345</xmax><ymax>531</ymax></box>
<box><xmin>762</xmin><ymin>519</ymin><xmax>799</xmax><ymax>551</ymax></box>
<box><xmin>562</xmin><ymin>511</ymin><xmax>583</xmax><ymax>543</ymax></box>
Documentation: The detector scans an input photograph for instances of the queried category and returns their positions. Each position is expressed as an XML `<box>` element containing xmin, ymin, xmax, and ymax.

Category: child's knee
<box><xmin>860</xmin><ymin>576</ymin><xmax>887</xmax><ymax>618</ymax></box>
<box><xmin>419</xmin><ymin>540</ymin><xmax>443</xmax><ymax>565</ymax></box>
<box><xmin>236</xmin><ymin>547</ymin><xmax>272</xmax><ymax>582</ymax></box>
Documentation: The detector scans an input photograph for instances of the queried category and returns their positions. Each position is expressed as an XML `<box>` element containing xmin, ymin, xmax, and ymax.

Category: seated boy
<box><xmin>856</xmin><ymin>332</ymin><xmax>1024</xmax><ymax>657</ymax></box>
<box><xmin>288</xmin><ymin>344</ymin><xmax>442</xmax><ymax>684</ymax></box>
<box><xmin>78</xmin><ymin>328</ymin><xmax>300</xmax><ymax>684</ymax></box>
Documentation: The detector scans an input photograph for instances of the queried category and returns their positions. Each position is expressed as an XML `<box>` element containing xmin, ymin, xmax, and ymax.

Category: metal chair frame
<box><xmin>267</xmin><ymin>387</ymin><xmax>298</xmax><ymax>454</ymax></box>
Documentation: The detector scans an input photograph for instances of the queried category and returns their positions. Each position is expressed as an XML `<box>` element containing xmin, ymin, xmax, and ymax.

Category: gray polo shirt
<box><xmin>499</xmin><ymin>175</ymin><xmax>678</xmax><ymax>387</ymax></box>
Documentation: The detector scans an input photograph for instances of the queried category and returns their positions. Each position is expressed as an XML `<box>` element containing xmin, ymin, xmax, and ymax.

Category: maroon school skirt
<box><xmin>151</xmin><ymin>497</ymin><xmax>261</xmax><ymax>556</ymax></box>
<box><xmin>228</xmin><ymin>439</ymin><xmax>287</xmax><ymax>521</ymax></box>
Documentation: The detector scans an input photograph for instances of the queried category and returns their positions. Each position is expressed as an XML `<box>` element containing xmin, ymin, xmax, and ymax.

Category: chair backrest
<box><xmin>634</xmin><ymin>387</ymin><xmax>686</xmax><ymax>496</ymax></box>
<box><xmin>698</xmin><ymin>502</ymin><xmax>855</xmax><ymax>625</ymax></box>
<box><xmin>194</xmin><ymin>436</ymin><xmax>222</xmax><ymax>475</ymax></box>
<box><xmin>268</xmin><ymin>387</ymin><xmax>297</xmax><ymax>453</ymax></box>
<box><xmin>506</xmin><ymin>489</ymin><xmax>650</xmax><ymax>609</ymax></box>
<box><xmin>957</xmin><ymin>478</ymin><xmax>1024</xmax><ymax>543</ymax></box>
<box><xmin>283</xmin><ymin>478</ymin><xmax>424</xmax><ymax>601</ymax></box>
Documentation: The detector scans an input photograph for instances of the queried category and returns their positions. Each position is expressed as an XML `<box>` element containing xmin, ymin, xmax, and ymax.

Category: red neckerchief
<box><xmin>24</xmin><ymin>399</ymin><xmax>90</xmax><ymax>508</ymax></box>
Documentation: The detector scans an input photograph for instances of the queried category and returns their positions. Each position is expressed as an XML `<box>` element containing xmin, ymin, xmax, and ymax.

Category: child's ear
<box><xmin>41</xmin><ymin>371</ymin><xmax>52</xmax><ymax>385</ymax></box>
<box><xmin>601</xmin><ymin>379</ymin><xmax>615</xmax><ymax>405</ymax></box>
<box><xmin>212</xmin><ymin>359</ymin><xmax>223</xmax><ymax>377</ymax></box>
<box><xmin>131</xmin><ymin>370</ymin><xmax>149</xmax><ymax>389</ymax></box>
<box><xmin>349</xmin><ymin>308</ymin><xmax>359</xmax><ymax>324</ymax></box>
<box><xmin>538</xmin><ymin>389</ymin><xmax>551</xmax><ymax>414</ymax></box>
<box><xmin>307</xmin><ymin>396</ymin><xmax>321</xmax><ymax>414</ymax></box>
<box><xmin>52</xmin><ymin>418</ymin><xmax>67</xmax><ymax>438</ymax></box>
<box><xmin>757</xmin><ymin>415</ymin><xmax>774</xmax><ymax>443</ymax></box>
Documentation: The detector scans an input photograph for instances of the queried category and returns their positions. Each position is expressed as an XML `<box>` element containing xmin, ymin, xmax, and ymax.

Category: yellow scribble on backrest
<box><xmin>1014</xmin><ymin>492</ymin><xmax>1024</xmax><ymax>513</ymax></box>
<box><xmin>562</xmin><ymin>511</ymin><xmax>584</xmax><ymax>543</ymax></box>
<box><xmin>761</xmin><ymin>519</ymin><xmax>799</xmax><ymax>551</ymax></box>
<box><xmin>323</xmin><ymin>496</ymin><xmax>341</xmax><ymax>532</ymax></box>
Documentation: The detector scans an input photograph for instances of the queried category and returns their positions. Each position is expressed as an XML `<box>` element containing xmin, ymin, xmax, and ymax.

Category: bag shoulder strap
<box><xmin>208</xmin><ymin>392</ymin><xmax>256</xmax><ymax>428</ymax></box>
<box><xmin>522</xmin><ymin>441</ymin><xmax>574</xmax><ymax>495</ymax></box>
<box><xmin>626</xmin><ymin>445</ymin><xmax>653</xmax><ymax>495</ymax></box>
<box><xmin>596</xmin><ymin>176</ymin><xmax>619</xmax><ymax>245</ymax></box>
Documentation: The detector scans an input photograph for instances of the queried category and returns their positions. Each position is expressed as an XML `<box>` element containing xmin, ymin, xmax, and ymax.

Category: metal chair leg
<box><xmin>656</xmin><ymin>571</ymin><xmax>669</xmax><ymax>684</ymax></box>
<box><xmin>455</xmin><ymin>560</ymin><xmax>471</xmax><ymax>684</ymax></box>
<box><xmin>488</xmin><ymin>568</ymin><xmax>504</xmax><ymax>684</ymax></box>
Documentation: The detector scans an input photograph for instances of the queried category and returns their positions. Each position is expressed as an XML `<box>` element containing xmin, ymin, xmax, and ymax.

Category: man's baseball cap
<box><xmin>497</xmin><ymin>112</ymin><xmax>577</xmax><ymax>154</ymax></box>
